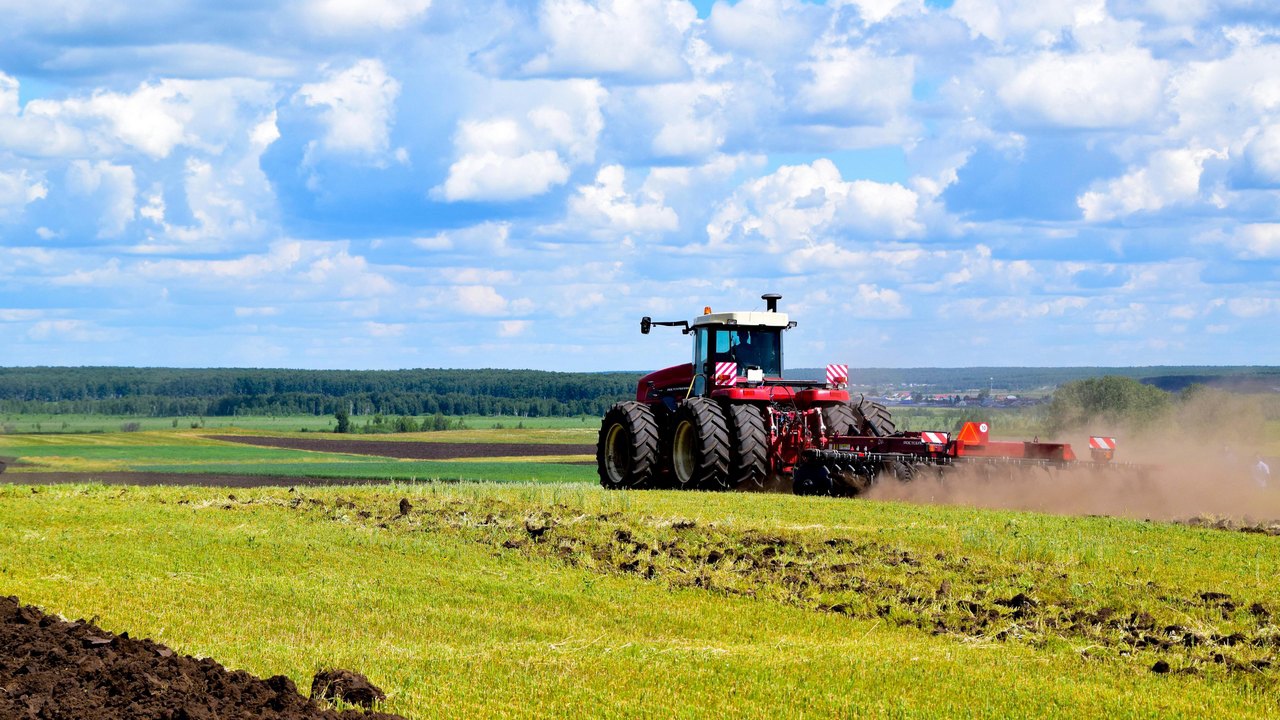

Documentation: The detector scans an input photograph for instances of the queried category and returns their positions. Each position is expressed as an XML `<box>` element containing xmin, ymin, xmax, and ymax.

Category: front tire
<box><xmin>598</xmin><ymin>402</ymin><xmax>660</xmax><ymax>489</ymax></box>
<box><xmin>669</xmin><ymin>398</ymin><xmax>730</xmax><ymax>490</ymax></box>
<box><xmin>726</xmin><ymin>403</ymin><xmax>769</xmax><ymax>489</ymax></box>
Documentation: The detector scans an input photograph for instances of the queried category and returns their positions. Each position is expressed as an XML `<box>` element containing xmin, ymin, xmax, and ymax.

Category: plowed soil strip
<box><xmin>0</xmin><ymin>595</ymin><xmax>402</xmax><ymax>720</ymax></box>
<box><xmin>209</xmin><ymin>435</ymin><xmax>595</xmax><ymax>460</ymax></box>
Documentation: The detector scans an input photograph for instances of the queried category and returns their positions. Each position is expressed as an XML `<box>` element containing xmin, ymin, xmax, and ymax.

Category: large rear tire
<box><xmin>822</xmin><ymin>397</ymin><xmax>895</xmax><ymax>438</ymax></box>
<box><xmin>726</xmin><ymin>403</ymin><xmax>769</xmax><ymax>489</ymax></box>
<box><xmin>597</xmin><ymin>402</ymin><xmax>660</xmax><ymax>489</ymax></box>
<box><xmin>857</xmin><ymin>397</ymin><xmax>895</xmax><ymax>436</ymax></box>
<box><xmin>669</xmin><ymin>398</ymin><xmax>730</xmax><ymax>490</ymax></box>
<box><xmin>820</xmin><ymin>403</ymin><xmax>856</xmax><ymax>436</ymax></box>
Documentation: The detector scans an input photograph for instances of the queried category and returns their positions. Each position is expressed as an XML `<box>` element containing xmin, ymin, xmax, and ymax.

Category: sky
<box><xmin>1</xmin><ymin>0</ymin><xmax>1279</xmax><ymax>372</ymax></box>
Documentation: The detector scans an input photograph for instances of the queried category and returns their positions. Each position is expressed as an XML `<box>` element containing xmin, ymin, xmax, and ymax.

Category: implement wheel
<box><xmin>793</xmin><ymin>462</ymin><xmax>833</xmax><ymax>496</ymax></box>
<box><xmin>670</xmin><ymin>398</ymin><xmax>730</xmax><ymax>490</ymax></box>
<box><xmin>726</xmin><ymin>403</ymin><xmax>769</xmax><ymax>489</ymax></box>
<box><xmin>597</xmin><ymin>402</ymin><xmax>660</xmax><ymax>489</ymax></box>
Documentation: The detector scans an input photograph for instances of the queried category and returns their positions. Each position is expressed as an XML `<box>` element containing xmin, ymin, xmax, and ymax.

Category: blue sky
<box><xmin>1</xmin><ymin>0</ymin><xmax>1278</xmax><ymax>371</ymax></box>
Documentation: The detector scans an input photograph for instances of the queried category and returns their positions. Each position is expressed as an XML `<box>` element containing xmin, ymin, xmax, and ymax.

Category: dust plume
<box><xmin>867</xmin><ymin>390</ymin><xmax>1280</xmax><ymax>522</ymax></box>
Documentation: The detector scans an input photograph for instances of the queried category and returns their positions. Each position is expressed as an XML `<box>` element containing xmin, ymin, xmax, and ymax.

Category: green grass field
<box><xmin>1</xmin><ymin>483</ymin><xmax>1277</xmax><ymax>718</ymax></box>
<box><xmin>2</xmin><ymin>420</ymin><xmax>1279</xmax><ymax>716</ymax></box>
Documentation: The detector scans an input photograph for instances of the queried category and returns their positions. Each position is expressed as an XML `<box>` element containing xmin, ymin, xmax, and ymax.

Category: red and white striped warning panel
<box><xmin>921</xmin><ymin>431</ymin><xmax>949</xmax><ymax>445</ymax></box>
<box><xmin>826</xmin><ymin>364</ymin><xmax>849</xmax><ymax>384</ymax></box>
<box><xmin>1088</xmin><ymin>436</ymin><xmax>1116</xmax><ymax>450</ymax></box>
<box><xmin>714</xmin><ymin>361</ymin><xmax>739</xmax><ymax>384</ymax></box>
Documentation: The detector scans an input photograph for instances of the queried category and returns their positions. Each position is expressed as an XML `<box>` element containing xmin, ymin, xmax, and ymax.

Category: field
<box><xmin>0</xmin><ymin>413</ymin><xmax>600</xmax><ymax>435</ymax></box>
<box><xmin>0</xmin><ymin>427</ymin><xmax>598</xmax><ymax>484</ymax></box>
<box><xmin>2</xmin><ymin>422</ymin><xmax>1280</xmax><ymax>718</ymax></box>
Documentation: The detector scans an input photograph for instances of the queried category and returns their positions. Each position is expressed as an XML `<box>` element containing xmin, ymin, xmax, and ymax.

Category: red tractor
<box><xmin>597</xmin><ymin>293</ymin><xmax>894</xmax><ymax>492</ymax></box>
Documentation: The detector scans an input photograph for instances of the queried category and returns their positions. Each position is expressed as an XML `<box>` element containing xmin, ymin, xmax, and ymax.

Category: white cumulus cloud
<box><xmin>707</xmin><ymin>159</ymin><xmax>922</xmax><ymax>251</ymax></box>
<box><xmin>951</xmin><ymin>0</ymin><xmax>1116</xmax><ymax>47</ymax></box>
<box><xmin>566</xmin><ymin>165</ymin><xmax>679</xmax><ymax>237</ymax></box>
<box><xmin>1243</xmin><ymin>123</ymin><xmax>1280</xmax><ymax>185</ymax></box>
<box><xmin>1078</xmin><ymin>146</ymin><xmax>1226</xmax><ymax>221</ymax></box>
<box><xmin>796</xmin><ymin>46</ymin><xmax>915</xmax><ymax>125</ymax></box>
<box><xmin>436</xmin><ymin>80</ymin><xmax>605</xmax><ymax>202</ymax></box>
<box><xmin>632</xmin><ymin>81</ymin><xmax>731</xmax><ymax>159</ymax></box>
<box><xmin>27</xmin><ymin>78</ymin><xmax>276</xmax><ymax>160</ymax></box>
<box><xmin>707</xmin><ymin>0</ymin><xmax>824</xmax><ymax>58</ymax></box>
<box><xmin>303</xmin><ymin>0</ymin><xmax>432</xmax><ymax>33</ymax></box>
<box><xmin>415</xmin><ymin>222</ymin><xmax>511</xmax><ymax>253</ymax></box>
<box><xmin>997</xmin><ymin>49</ymin><xmax>1166</xmax><ymax>128</ymax></box>
<box><xmin>297</xmin><ymin>59</ymin><xmax>402</xmax><ymax>156</ymax></box>
<box><xmin>67</xmin><ymin>160</ymin><xmax>136</xmax><ymax>237</ymax></box>
<box><xmin>523</xmin><ymin>0</ymin><xmax>695</xmax><ymax>81</ymax></box>
<box><xmin>451</xmin><ymin>285</ymin><xmax>511</xmax><ymax>316</ymax></box>
<box><xmin>0</xmin><ymin>168</ymin><xmax>48</xmax><ymax>219</ymax></box>
<box><xmin>1221</xmin><ymin>224</ymin><xmax>1280</xmax><ymax>259</ymax></box>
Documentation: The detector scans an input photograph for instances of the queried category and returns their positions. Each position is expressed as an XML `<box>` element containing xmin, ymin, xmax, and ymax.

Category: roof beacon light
<box><xmin>703</xmin><ymin>306</ymin><xmax>712</xmax><ymax>315</ymax></box>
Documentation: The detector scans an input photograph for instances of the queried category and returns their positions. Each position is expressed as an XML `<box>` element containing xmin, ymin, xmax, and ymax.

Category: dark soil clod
<box><xmin>81</xmin><ymin>635</ymin><xmax>114</xmax><ymax>648</ymax></box>
<box><xmin>311</xmin><ymin>669</ymin><xmax>387</xmax><ymax>709</ymax></box>
<box><xmin>996</xmin><ymin>593</ymin><xmax>1038</xmax><ymax>610</ymax></box>
<box><xmin>1151</xmin><ymin>660</ymin><xmax>1170</xmax><ymax>674</ymax></box>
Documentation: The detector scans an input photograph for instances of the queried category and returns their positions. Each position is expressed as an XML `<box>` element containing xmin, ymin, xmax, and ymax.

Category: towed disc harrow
<box><xmin>791</xmin><ymin>421</ymin><xmax>1145</xmax><ymax>497</ymax></box>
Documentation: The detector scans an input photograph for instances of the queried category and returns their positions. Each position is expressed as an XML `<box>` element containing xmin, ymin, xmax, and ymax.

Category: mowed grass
<box><xmin>1</xmin><ymin>483</ymin><xmax>1277</xmax><ymax>718</ymax></box>
<box><xmin>0</xmin><ymin>429</ymin><xmax>596</xmax><ymax>483</ymax></box>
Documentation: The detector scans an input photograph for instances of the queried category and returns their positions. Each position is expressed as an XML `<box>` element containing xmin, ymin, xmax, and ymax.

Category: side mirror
<box><xmin>640</xmin><ymin>316</ymin><xmax>652</xmax><ymax>334</ymax></box>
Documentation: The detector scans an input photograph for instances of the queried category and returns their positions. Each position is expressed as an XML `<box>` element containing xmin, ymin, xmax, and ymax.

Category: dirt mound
<box><xmin>0</xmin><ymin>596</ymin><xmax>403</xmax><ymax>720</ymax></box>
<box><xmin>209</xmin><ymin>435</ymin><xmax>594</xmax><ymax>460</ymax></box>
<box><xmin>312</xmin><ymin>669</ymin><xmax>386</xmax><ymax>708</ymax></box>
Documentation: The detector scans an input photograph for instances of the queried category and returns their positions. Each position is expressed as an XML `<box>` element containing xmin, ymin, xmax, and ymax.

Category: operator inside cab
<box><xmin>724</xmin><ymin>329</ymin><xmax>780</xmax><ymax>375</ymax></box>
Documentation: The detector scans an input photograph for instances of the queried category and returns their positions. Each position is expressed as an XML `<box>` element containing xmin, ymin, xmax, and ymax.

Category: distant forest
<box><xmin>0</xmin><ymin>367</ymin><xmax>638</xmax><ymax>418</ymax></box>
<box><xmin>0</xmin><ymin>366</ymin><xmax>1276</xmax><ymax>418</ymax></box>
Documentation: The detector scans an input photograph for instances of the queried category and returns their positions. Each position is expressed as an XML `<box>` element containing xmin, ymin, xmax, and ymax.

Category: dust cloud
<box><xmin>867</xmin><ymin>393</ymin><xmax>1279</xmax><ymax>522</ymax></box>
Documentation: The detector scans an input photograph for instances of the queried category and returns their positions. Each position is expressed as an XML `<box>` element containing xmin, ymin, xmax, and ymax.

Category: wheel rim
<box><xmin>672</xmin><ymin>420</ymin><xmax>696</xmax><ymax>485</ymax></box>
<box><xmin>604</xmin><ymin>423</ymin><xmax>629</xmax><ymax>484</ymax></box>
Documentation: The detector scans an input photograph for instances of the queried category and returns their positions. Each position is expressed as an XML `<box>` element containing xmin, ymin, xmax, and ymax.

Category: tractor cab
<box><xmin>688</xmin><ymin>307</ymin><xmax>790</xmax><ymax>395</ymax></box>
<box><xmin>638</xmin><ymin>293</ymin><xmax>798</xmax><ymax>402</ymax></box>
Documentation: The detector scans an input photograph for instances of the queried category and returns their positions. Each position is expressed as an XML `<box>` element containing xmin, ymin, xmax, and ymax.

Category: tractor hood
<box><xmin>635</xmin><ymin>363</ymin><xmax>693</xmax><ymax>402</ymax></box>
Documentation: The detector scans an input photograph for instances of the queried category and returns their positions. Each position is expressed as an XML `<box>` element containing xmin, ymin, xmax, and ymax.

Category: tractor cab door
<box><xmin>692</xmin><ymin>326</ymin><xmax>711</xmax><ymax>396</ymax></box>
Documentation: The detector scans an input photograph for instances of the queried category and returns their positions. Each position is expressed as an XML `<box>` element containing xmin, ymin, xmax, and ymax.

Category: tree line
<box><xmin>0</xmin><ymin>367</ymin><xmax>638</xmax><ymax>418</ymax></box>
<box><xmin>1043</xmin><ymin>375</ymin><xmax>1278</xmax><ymax>444</ymax></box>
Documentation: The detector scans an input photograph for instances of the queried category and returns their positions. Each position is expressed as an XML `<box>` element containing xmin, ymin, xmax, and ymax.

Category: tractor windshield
<box><xmin>713</xmin><ymin>327</ymin><xmax>782</xmax><ymax>377</ymax></box>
